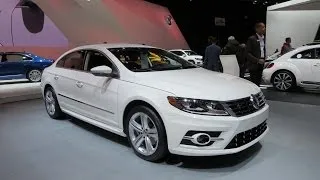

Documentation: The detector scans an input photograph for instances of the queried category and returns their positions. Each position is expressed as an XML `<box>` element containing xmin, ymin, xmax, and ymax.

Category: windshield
<box><xmin>108</xmin><ymin>47</ymin><xmax>197</xmax><ymax>72</ymax></box>
<box><xmin>184</xmin><ymin>50</ymin><xmax>198</xmax><ymax>56</ymax></box>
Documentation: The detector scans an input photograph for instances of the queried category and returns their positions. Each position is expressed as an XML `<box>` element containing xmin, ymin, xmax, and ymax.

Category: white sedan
<box><xmin>263</xmin><ymin>44</ymin><xmax>320</xmax><ymax>91</ymax></box>
<box><xmin>169</xmin><ymin>49</ymin><xmax>203</xmax><ymax>66</ymax></box>
<box><xmin>41</xmin><ymin>43</ymin><xmax>269</xmax><ymax>162</ymax></box>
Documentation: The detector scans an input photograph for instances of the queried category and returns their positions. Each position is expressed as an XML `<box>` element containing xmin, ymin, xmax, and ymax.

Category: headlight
<box><xmin>167</xmin><ymin>97</ymin><xmax>229</xmax><ymax>116</ymax></box>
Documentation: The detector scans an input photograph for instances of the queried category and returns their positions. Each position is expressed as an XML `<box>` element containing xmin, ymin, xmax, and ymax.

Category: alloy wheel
<box><xmin>28</xmin><ymin>70</ymin><xmax>42</xmax><ymax>82</ymax></box>
<box><xmin>128</xmin><ymin>112</ymin><xmax>159</xmax><ymax>156</ymax></box>
<box><xmin>45</xmin><ymin>90</ymin><xmax>56</xmax><ymax>116</ymax></box>
<box><xmin>273</xmin><ymin>72</ymin><xmax>293</xmax><ymax>91</ymax></box>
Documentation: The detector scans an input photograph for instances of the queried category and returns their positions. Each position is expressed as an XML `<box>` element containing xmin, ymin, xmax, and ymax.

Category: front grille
<box><xmin>224</xmin><ymin>92</ymin><xmax>266</xmax><ymax>117</ymax></box>
<box><xmin>225</xmin><ymin>121</ymin><xmax>267</xmax><ymax>149</ymax></box>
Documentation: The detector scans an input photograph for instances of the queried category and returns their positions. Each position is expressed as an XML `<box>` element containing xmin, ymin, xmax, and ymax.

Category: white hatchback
<box><xmin>263</xmin><ymin>44</ymin><xmax>320</xmax><ymax>91</ymax></box>
<box><xmin>41</xmin><ymin>43</ymin><xmax>269</xmax><ymax>162</ymax></box>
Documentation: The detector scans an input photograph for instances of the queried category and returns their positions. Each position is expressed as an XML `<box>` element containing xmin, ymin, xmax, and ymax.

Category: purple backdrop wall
<box><xmin>0</xmin><ymin>0</ymin><xmax>68</xmax><ymax>47</ymax></box>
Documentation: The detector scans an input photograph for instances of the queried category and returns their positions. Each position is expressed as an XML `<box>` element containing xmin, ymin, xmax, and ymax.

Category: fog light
<box><xmin>191</xmin><ymin>133</ymin><xmax>211</xmax><ymax>146</ymax></box>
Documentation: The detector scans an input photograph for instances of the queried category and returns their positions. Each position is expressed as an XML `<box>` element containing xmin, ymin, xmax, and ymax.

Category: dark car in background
<box><xmin>0</xmin><ymin>52</ymin><xmax>53</xmax><ymax>82</ymax></box>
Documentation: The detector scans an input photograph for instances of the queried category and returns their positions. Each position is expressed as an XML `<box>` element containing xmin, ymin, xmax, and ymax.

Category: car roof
<box><xmin>295</xmin><ymin>44</ymin><xmax>320</xmax><ymax>51</ymax></box>
<box><xmin>72</xmin><ymin>43</ymin><xmax>156</xmax><ymax>51</ymax></box>
<box><xmin>0</xmin><ymin>52</ymin><xmax>29</xmax><ymax>54</ymax></box>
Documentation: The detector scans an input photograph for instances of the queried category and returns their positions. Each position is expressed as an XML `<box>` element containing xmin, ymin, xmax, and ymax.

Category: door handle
<box><xmin>313</xmin><ymin>64</ymin><xmax>320</xmax><ymax>67</ymax></box>
<box><xmin>76</xmin><ymin>81</ymin><xmax>83</xmax><ymax>88</ymax></box>
<box><xmin>54</xmin><ymin>75</ymin><xmax>59</xmax><ymax>80</ymax></box>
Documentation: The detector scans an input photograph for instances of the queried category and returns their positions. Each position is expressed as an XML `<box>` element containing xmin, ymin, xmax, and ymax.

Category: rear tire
<box><xmin>272</xmin><ymin>70</ymin><xmax>296</xmax><ymax>91</ymax></box>
<box><xmin>27</xmin><ymin>69</ymin><xmax>42</xmax><ymax>82</ymax></box>
<box><xmin>125</xmin><ymin>106</ymin><xmax>168</xmax><ymax>162</ymax></box>
<box><xmin>44</xmin><ymin>87</ymin><xmax>64</xmax><ymax>119</ymax></box>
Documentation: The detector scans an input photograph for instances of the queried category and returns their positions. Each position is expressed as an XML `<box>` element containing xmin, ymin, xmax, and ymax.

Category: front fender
<box><xmin>117</xmin><ymin>81</ymin><xmax>175</xmax><ymax>130</ymax></box>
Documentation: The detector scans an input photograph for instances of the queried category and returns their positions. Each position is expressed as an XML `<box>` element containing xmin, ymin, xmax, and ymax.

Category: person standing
<box><xmin>222</xmin><ymin>36</ymin><xmax>240</xmax><ymax>55</ymax></box>
<box><xmin>246</xmin><ymin>22</ymin><xmax>266</xmax><ymax>86</ymax></box>
<box><xmin>236</xmin><ymin>43</ymin><xmax>247</xmax><ymax>78</ymax></box>
<box><xmin>203</xmin><ymin>36</ymin><xmax>223</xmax><ymax>72</ymax></box>
<box><xmin>281</xmin><ymin>37</ymin><xmax>293</xmax><ymax>55</ymax></box>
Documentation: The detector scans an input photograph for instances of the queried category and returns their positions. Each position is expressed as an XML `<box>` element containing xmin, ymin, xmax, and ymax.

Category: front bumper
<box><xmin>163</xmin><ymin>104</ymin><xmax>269</xmax><ymax>156</ymax></box>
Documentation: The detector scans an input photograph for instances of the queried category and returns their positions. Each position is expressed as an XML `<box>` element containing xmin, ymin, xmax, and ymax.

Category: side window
<box><xmin>5</xmin><ymin>54</ymin><xmax>32</xmax><ymax>62</ymax></box>
<box><xmin>85</xmin><ymin>50</ymin><xmax>114</xmax><ymax>71</ymax></box>
<box><xmin>57</xmin><ymin>51</ymin><xmax>86</xmax><ymax>70</ymax></box>
<box><xmin>171</xmin><ymin>51</ymin><xmax>184</xmax><ymax>56</ymax></box>
<box><xmin>292</xmin><ymin>49</ymin><xmax>315</xmax><ymax>59</ymax></box>
<box><xmin>315</xmin><ymin>49</ymin><xmax>320</xmax><ymax>59</ymax></box>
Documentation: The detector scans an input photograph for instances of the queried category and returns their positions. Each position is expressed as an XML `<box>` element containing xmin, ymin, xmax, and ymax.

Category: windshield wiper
<box><xmin>150</xmin><ymin>66</ymin><xmax>182</xmax><ymax>71</ymax></box>
<box><xmin>132</xmin><ymin>69</ymin><xmax>153</xmax><ymax>72</ymax></box>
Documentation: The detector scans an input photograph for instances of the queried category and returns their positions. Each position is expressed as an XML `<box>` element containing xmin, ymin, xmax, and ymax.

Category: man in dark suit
<box><xmin>246</xmin><ymin>22</ymin><xmax>266</xmax><ymax>86</ymax></box>
<box><xmin>203</xmin><ymin>36</ymin><xmax>223</xmax><ymax>72</ymax></box>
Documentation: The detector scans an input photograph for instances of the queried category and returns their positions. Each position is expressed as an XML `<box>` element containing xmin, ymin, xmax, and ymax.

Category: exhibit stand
<box><xmin>0</xmin><ymin>82</ymin><xmax>41</xmax><ymax>104</ymax></box>
<box><xmin>221</xmin><ymin>55</ymin><xmax>240</xmax><ymax>77</ymax></box>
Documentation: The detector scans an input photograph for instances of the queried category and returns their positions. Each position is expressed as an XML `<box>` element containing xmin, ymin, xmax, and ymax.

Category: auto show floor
<box><xmin>1</xmin><ymin>91</ymin><xmax>320</xmax><ymax>180</ymax></box>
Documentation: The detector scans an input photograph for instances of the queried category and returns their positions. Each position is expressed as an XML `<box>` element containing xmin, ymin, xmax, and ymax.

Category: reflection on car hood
<box><xmin>133</xmin><ymin>68</ymin><xmax>260</xmax><ymax>101</ymax></box>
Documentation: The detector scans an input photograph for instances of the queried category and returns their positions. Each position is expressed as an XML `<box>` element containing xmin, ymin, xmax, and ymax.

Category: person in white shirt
<box><xmin>246</xmin><ymin>22</ymin><xmax>266</xmax><ymax>86</ymax></box>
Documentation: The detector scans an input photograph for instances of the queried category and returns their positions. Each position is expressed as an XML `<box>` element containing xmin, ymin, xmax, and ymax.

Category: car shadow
<box><xmin>164</xmin><ymin>143</ymin><xmax>262</xmax><ymax>170</ymax></box>
<box><xmin>68</xmin><ymin>116</ymin><xmax>261</xmax><ymax>170</ymax></box>
<box><xmin>262</xmin><ymin>86</ymin><xmax>320</xmax><ymax>105</ymax></box>
<box><xmin>68</xmin><ymin>117</ymin><xmax>130</xmax><ymax>147</ymax></box>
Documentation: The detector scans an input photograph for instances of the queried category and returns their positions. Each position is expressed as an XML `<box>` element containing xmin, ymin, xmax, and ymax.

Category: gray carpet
<box><xmin>0</xmin><ymin>98</ymin><xmax>319</xmax><ymax>180</ymax></box>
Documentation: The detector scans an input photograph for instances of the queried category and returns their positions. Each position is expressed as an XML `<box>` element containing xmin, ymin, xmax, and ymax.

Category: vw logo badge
<box><xmin>250</xmin><ymin>94</ymin><xmax>260</xmax><ymax>110</ymax></box>
<box><xmin>165</xmin><ymin>15</ymin><xmax>173</xmax><ymax>25</ymax></box>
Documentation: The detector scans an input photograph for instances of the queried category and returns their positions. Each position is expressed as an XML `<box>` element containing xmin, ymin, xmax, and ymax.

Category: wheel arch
<box><xmin>122</xmin><ymin>99</ymin><xmax>166</xmax><ymax>135</ymax></box>
<box><xmin>271</xmin><ymin>61</ymin><xmax>302</xmax><ymax>84</ymax></box>
<box><xmin>44</xmin><ymin>84</ymin><xmax>53</xmax><ymax>91</ymax></box>
<box><xmin>271</xmin><ymin>69</ymin><xmax>297</xmax><ymax>84</ymax></box>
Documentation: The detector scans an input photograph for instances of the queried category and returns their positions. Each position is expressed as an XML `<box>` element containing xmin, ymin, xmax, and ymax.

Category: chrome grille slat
<box><xmin>224</xmin><ymin>92</ymin><xmax>266</xmax><ymax>117</ymax></box>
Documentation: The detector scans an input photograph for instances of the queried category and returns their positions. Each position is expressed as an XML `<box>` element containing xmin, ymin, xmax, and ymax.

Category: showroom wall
<box><xmin>266</xmin><ymin>0</ymin><xmax>320</xmax><ymax>55</ymax></box>
<box><xmin>0</xmin><ymin>0</ymin><xmax>189</xmax><ymax>59</ymax></box>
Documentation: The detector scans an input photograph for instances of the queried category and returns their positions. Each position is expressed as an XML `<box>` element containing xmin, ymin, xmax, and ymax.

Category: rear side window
<box><xmin>292</xmin><ymin>49</ymin><xmax>315</xmax><ymax>59</ymax></box>
<box><xmin>56</xmin><ymin>51</ymin><xmax>86</xmax><ymax>70</ymax></box>
<box><xmin>4</xmin><ymin>54</ymin><xmax>32</xmax><ymax>62</ymax></box>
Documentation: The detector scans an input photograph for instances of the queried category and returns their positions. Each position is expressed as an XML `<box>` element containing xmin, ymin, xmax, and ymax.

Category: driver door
<box><xmin>290</xmin><ymin>48</ymin><xmax>315</xmax><ymax>83</ymax></box>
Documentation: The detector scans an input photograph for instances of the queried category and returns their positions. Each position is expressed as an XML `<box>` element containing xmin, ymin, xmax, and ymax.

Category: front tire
<box><xmin>27</xmin><ymin>69</ymin><xmax>42</xmax><ymax>82</ymax></box>
<box><xmin>272</xmin><ymin>70</ymin><xmax>296</xmax><ymax>91</ymax></box>
<box><xmin>125</xmin><ymin>106</ymin><xmax>168</xmax><ymax>162</ymax></box>
<box><xmin>44</xmin><ymin>87</ymin><xmax>64</xmax><ymax>119</ymax></box>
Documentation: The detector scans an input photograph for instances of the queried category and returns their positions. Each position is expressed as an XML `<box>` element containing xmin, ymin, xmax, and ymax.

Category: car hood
<box><xmin>133</xmin><ymin>68</ymin><xmax>260</xmax><ymax>101</ymax></box>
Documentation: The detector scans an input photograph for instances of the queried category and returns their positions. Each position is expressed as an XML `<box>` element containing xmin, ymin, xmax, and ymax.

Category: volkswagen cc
<box><xmin>41</xmin><ymin>43</ymin><xmax>269</xmax><ymax>162</ymax></box>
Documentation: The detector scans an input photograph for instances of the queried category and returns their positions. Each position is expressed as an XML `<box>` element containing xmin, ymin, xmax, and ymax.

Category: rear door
<box><xmin>53</xmin><ymin>50</ymin><xmax>87</xmax><ymax>113</ymax></box>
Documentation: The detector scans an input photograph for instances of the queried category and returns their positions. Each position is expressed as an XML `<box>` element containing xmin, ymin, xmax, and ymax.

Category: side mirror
<box><xmin>296</xmin><ymin>54</ymin><xmax>302</xmax><ymax>59</ymax></box>
<box><xmin>91</xmin><ymin>65</ymin><xmax>117</xmax><ymax>77</ymax></box>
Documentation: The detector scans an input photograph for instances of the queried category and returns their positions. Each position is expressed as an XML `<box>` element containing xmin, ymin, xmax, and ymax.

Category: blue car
<box><xmin>0</xmin><ymin>52</ymin><xmax>53</xmax><ymax>82</ymax></box>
